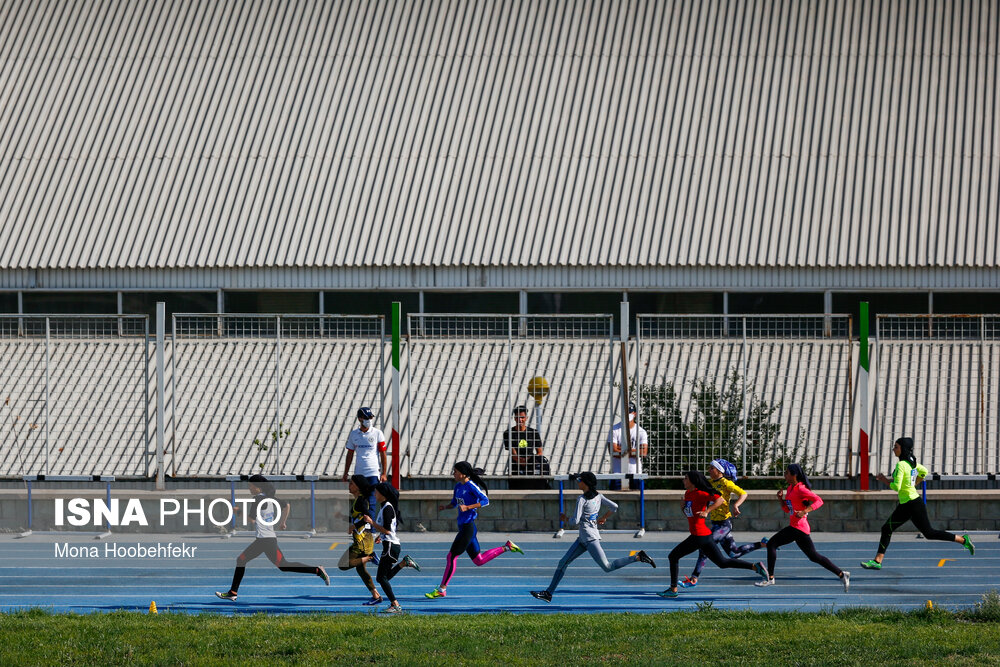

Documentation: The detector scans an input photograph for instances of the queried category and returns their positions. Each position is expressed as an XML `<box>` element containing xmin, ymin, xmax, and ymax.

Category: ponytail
<box><xmin>685</xmin><ymin>470</ymin><xmax>718</xmax><ymax>497</ymax></box>
<box><xmin>454</xmin><ymin>461</ymin><xmax>488</xmax><ymax>494</ymax></box>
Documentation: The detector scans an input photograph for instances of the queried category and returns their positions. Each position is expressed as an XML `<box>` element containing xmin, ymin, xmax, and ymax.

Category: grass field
<box><xmin>1</xmin><ymin>597</ymin><xmax>998</xmax><ymax>666</ymax></box>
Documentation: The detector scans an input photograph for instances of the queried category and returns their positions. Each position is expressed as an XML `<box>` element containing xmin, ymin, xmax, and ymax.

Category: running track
<box><xmin>1</xmin><ymin>532</ymin><xmax>995</xmax><ymax>614</ymax></box>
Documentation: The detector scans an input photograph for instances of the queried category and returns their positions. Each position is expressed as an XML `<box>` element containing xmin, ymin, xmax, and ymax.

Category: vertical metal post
<box><xmin>404</xmin><ymin>314</ymin><xmax>413</xmax><ymax>479</ymax></box>
<box><xmin>17</xmin><ymin>291</ymin><xmax>23</xmax><ymax>337</ymax></box>
<box><xmin>980</xmin><ymin>315</ymin><xmax>986</xmax><ymax>474</ymax></box>
<box><xmin>619</xmin><ymin>302</ymin><xmax>633</xmax><ymax>472</ymax></box>
<box><xmin>44</xmin><ymin>317</ymin><xmax>50</xmax><ymax>476</ymax></box>
<box><xmin>607</xmin><ymin>317</ymin><xmax>614</xmax><ymax>473</ymax></box>
<box><xmin>230</xmin><ymin>480</ymin><xmax>237</xmax><ymax>529</ymax></box>
<box><xmin>380</xmin><ymin>316</ymin><xmax>387</xmax><ymax>434</ymax></box>
<box><xmin>275</xmin><ymin>315</ymin><xmax>283</xmax><ymax>475</ymax></box>
<box><xmin>390</xmin><ymin>307</ymin><xmax>400</xmax><ymax>488</ymax></box>
<box><xmin>155</xmin><ymin>303</ymin><xmax>166</xmax><ymax>490</ymax></box>
<box><xmin>169</xmin><ymin>315</ymin><xmax>177</xmax><ymax>478</ymax></box>
<box><xmin>26</xmin><ymin>479</ymin><xmax>32</xmax><ymax>531</ymax></box>
<box><xmin>823</xmin><ymin>291</ymin><xmax>833</xmax><ymax>337</ymax></box>
<box><xmin>105</xmin><ymin>481</ymin><xmax>112</xmax><ymax>532</ymax></box>
<box><xmin>741</xmin><ymin>317</ymin><xmax>748</xmax><ymax>476</ymax></box>
<box><xmin>144</xmin><ymin>317</ymin><xmax>151</xmax><ymax>478</ymax></box>
<box><xmin>310</xmin><ymin>480</ymin><xmax>317</xmax><ymax>534</ymax></box>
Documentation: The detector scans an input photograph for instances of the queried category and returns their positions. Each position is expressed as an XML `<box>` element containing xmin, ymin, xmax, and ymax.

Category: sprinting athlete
<box><xmin>363</xmin><ymin>481</ymin><xmax>421</xmax><ymax>613</ymax></box>
<box><xmin>861</xmin><ymin>437</ymin><xmax>974</xmax><ymax>570</ymax></box>
<box><xmin>756</xmin><ymin>464</ymin><xmax>849</xmax><ymax>591</ymax></box>
<box><xmin>659</xmin><ymin>471</ymin><xmax>767</xmax><ymax>598</ymax></box>
<box><xmin>530</xmin><ymin>471</ymin><xmax>655</xmax><ymax>603</ymax></box>
<box><xmin>215</xmin><ymin>475</ymin><xmax>329</xmax><ymax>601</ymax></box>
<box><xmin>680</xmin><ymin>459</ymin><xmax>767</xmax><ymax>588</ymax></box>
<box><xmin>339</xmin><ymin>475</ymin><xmax>380</xmax><ymax>604</ymax></box>
<box><xmin>425</xmin><ymin>461</ymin><xmax>524</xmax><ymax>599</ymax></box>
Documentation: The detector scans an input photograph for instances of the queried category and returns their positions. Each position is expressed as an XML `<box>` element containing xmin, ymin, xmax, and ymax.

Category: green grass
<box><xmin>1</xmin><ymin>601</ymin><xmax>999</xmax><ymax>666</ymax></box>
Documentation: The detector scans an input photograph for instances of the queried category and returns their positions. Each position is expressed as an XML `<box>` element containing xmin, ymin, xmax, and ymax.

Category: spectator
<box><xmin>607</xmin><ymin>401</ymin><xmax>648</xmax><ymax>490</ymax></box>
<box><xmin>502</xmin><ymin>405</ymin><xmax>549</xmax><ymax>490</ymax></box>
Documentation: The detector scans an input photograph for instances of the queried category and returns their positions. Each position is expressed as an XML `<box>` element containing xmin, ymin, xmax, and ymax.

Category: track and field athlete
<box><xmin>215</xmin><ymin>475</ymin><xmax>329</xmax><ymax>601</ymax></box>
<box><xmin>659</xmin><ymin>471</ymin><xmax>767</xmax><ymax>598</ymax></box>
<box><xmin>680</xmin><ymin>459</ymin><xmax>767</xmax><ymax>588</ymax></box>
<box><xmin>339</xmin><ymin>474</ymin><xmax>381</xmax><ymax>604</ymax></box>
<box><xmin>363</xmin><ymin>481</ymin><xmax>421</xmax><ymax>613</ymax></box>
<box><xmin>425</xmin><ymin>461</ymin><xmax>524</xmax><ymax>599</ymax></box>
<box><xmin>529</xmin><ymin>471</ymin><xmax>655</xmax><ymax>602</ymax></box>
<box><xmin>861</xmin><ymin>437</ymin><xmax>974</xmax><ymax>570</ymax></box>
<box><xmin>755</xmin><ymin>464</ymin><xmax>849</xmax><ymax>591</ymax></box>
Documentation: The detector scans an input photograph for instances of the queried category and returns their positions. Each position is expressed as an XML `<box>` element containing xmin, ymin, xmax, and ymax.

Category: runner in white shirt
<box><xmin>364</xmin><ymin>481</ymin><xmax>421</xmax><ymax>614</ymax></box>
<box><xmin>607</xmin><ymin>402</ymin><xmax>648</xmax><ymax>490</ymax></box>
<box><xmin>342</xmin><ymin>406</ymin><xmax>388</xmax><ymax>511</ymax></box>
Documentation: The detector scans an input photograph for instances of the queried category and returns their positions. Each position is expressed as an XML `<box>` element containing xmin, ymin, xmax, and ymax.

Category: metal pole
<box><xmin>310</xmin><ymin>480</ymin><xmax>317</xmax><ymax>534</ymax></box>
<box><xmin>507</xmin><ymin>316</ymin><xmax>513</xmax><ymax>476</ymax></box>
<box><xmin>619</xmin><ymin>303</ymin><xmax>633</xmax><ymax>478</ymax></box>
<box><xmin>275</xmin><ymin>315</ymin><xmax>283</xmax><ymax>475</ymax></box>
<box><xmin>144</xmin><ymin>316</ymin><xmax>150</xmax><ymax>478</ymax></box>
<box><xmin>390</xmin><ymin>307</ymin><xmax>400</xmax><ymax>488</ymax></box>
<box><xmin>741</xmin><ymin>317</ymin><xmax>748</xmax><ymax>476</ymax></box>
<box><xmin>380</xmin><ymin>316</ymin><xmax>387</xmax><ymax>436</ymax></box>
<box><xmin>404</xmin><ymin>314</ymin><xmax>413</xmax><ymax>479</ymax></box>
<box><xmin>155</xmin><ymin>303</ymin><xmax>166</xmax><ymax>490</ymax></box>
<box><xmin>170</xmin><ymin>315</ymin><xmax>177</xmax><ymax>478</ymax></box>
<box><xmin>980</xmin><ymin>315</ymin><xmax>986</xmax><ymax>475</ymax></box>
<box><xmin>44</xmin><ymin>317</ymin><xmax>50</xmax><ymax>476</ymax></box>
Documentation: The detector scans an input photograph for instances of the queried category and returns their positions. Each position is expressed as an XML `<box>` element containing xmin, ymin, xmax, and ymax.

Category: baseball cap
<box><xmin>628</xmin><ymin>401</ymin><xmax>637</xmax><ymax>413</ymax></box>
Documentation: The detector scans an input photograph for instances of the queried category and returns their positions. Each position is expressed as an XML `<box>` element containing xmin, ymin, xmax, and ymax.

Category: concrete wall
<box><xmin>3</xmin><ymin>488</ymin><xmax>998</xmax><ymax>535</ymax></box>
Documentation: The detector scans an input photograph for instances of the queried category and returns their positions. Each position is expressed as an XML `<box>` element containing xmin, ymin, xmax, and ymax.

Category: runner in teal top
<box><xmin>861</xmin><ymin>437</ymin><xmax>974</xmax><ymax>570</ymax></box>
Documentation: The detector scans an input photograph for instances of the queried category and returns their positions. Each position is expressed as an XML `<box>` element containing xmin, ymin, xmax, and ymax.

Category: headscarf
<box><xmin>350</xmin><ymin>474</ymin><xmax>373</xmax><ymax>498</ymax></box>
<box><xmin>895</xmin><ymin>437</ymin><xmax>918</xmax><ymax>468</ymax></box>
<box><xmin>374</xmin><ymin>481</ymin><xmax>401</xmax><ymax>521</ymax></box>
<box><xmin>454</xmin><ymin>461</ymin><xmax>488</xmax><ymax>493</ymax></box>
<box><xmin>575</xmin><ymin>471</ymin><xmax>598</xmax><ymax>499</ymax></box>
<box><xmin>685</xmin><ymin>470</ymin><xmax>718</xmax><ymax>497</ymax></box>
<box><xmin>786</xmin><ymin>463</ymin><xmax>811</xmax><ymax>490</ymax></box>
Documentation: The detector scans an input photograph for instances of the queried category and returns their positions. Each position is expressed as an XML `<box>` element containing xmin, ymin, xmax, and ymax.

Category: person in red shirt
<box><xmin>658</xmin><ymin>471</ymin><xmax>768</xmax><ymax>598</ymax></box>
<box><xmin>755</xmin><ymin>464</ymin><xmax>850</xmax><ymax>591</ymax></box>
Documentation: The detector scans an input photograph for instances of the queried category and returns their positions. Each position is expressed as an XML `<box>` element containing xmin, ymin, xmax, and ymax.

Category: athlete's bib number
<box><xmin>683</xmin><ymin>501</ymin><xmax>694</xmax><ymax>518</ymax></box>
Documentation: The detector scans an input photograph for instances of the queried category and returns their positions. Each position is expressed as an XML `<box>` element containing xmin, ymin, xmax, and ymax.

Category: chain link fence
<box><xmin>405</xmin><ymin>314</ymin><xmax>615</xmax><ymax>477</ymax></box>
<box><xmin>636</xmin><ymin>315</ymin><xmax>854</xmax><ymax>477</ymax></box>
<box><xmin>0</xmin><ymin>315</ymin><xmax>149</xmax><ymax>476</ymax></box>
<box><xmin>169</xmin><ymin>314</ymin><xmax>385</xmax><ymax>477</ymax></box>
<box><xmin>875</xmin><ymin>315</ymin><xmax>999</xmax><ymax>475</ymax></box>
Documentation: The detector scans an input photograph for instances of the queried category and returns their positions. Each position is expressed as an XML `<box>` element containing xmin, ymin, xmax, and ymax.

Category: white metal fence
<box><xmin>169</xmin><ymin>314</ymin><xmax>385</xmax><ymax>476</ymax></box>
<box><xmin>636</xmin><ymin>315</ymin><xmax>854</xmax><ymax>477</ymax></box>
<box><xmin>405</xmin><ymin>314</ymin><xmax>615</xmax><ymax>476</ymax></box>
<box><xmin>875</xmin><ymin>315</ymin><xmax>999</xmax><ymax>476</ymax></box>
<box><xmin>0</xmin><ymin>315</ymin><xmax>149</xmax><ymax>476</ymax></box>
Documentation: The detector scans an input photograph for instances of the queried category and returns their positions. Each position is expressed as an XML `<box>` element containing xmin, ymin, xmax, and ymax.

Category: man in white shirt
<box><xmin>342</xmin><ymin>406</ymin><xmax>388</xmax><ymax>510</ymax></box>
<box><xmin>607</xmin><ymin>402</ymin><xmax>648</xmax><ymax>490</ymax></box>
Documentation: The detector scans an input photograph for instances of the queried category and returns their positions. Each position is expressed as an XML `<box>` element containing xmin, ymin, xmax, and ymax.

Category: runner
<box><xmin>215</xmin><ymin>475</ymin><xmax>329</xmax><ymax>601</ymax></box>
<box><xmin>860</xmin><ymin>437</ymin><xmax>974</xmax><ymax>570</ymax></box>
<box><xmin>659</xmin><ymin>471</ymin><xmax>767</xmax><ymax>598</ymax></box>
<box><xmin>363</xmin><ymin>481</ymin><xmax>421</xmax><ymax>613</ymax></box>
<box><xmin>680</xmin><ymin>459</ymin><xmax>767</xmax><ymax>588</ymax></box>
<box><xmin>529</xmin><ymin>471</ymin><xmax>655</xmax><ymax>602</ymax></box>
<box><xmin>425</xmin><ymin>461</ymin><xmax>524</xmax><ymax>599</ymax></box>
<box><xmin>756</xmin><ymin>464</ymin><xmax>850</xmax><ymax>591</ymax></box>
<box><xmin>339</xmin><ymin>474</ymin><xmax>380</xmax><ymax>604</ymax></box>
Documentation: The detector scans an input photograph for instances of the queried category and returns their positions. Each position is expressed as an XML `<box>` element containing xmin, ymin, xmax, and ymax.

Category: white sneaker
<box><xmin>841</xmin><ymin>571</ymin><xmax>850</xmax><ymax>592</ymax></box>
<box><xmin>754</xmin><ymin>578</ymin><xmax>776</xmax><ymax>587</ymax></box>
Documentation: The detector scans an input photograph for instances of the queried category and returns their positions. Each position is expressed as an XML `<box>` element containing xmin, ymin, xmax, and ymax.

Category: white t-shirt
<box><xmin>252</xmin><ymin>493</ymin><xmax>280</xmax><ymax>539</ymax></box>
<box><xmin>376</xmin><ymin>503</ymin><xmax>400</xmax><ymax>545</ymax></box>
<box><xmin>346</xmin><ymin>427</ymin><xmax>386</xmax><ymax>477</ymax></box>
<box><xmin>607</xmin><ymin>422</ymin><xmax>648</xmax><ymax>474</ymax></box>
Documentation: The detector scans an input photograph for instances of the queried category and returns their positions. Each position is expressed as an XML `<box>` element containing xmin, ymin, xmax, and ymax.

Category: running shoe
<box><xmin>760</xmin><ymin>537</ymin><xmax>769</xmax><ymax>546</ymax></box>
<box><xmin>753</xmin><ymin>562</ymin><xmax>769</xmax><ymax>579</ymax></box>
<box><xmin>841</xmin><ymin>570</ymin><xmax>851</xmax><ymax>592</ymax></box>
<box><xmin>362</xmin><ymin>596</ymin><xmax>384</xmax><ymax>606</ymax></box>
<box><xmin>678</xmin><ymin>576</ymin><xmax>698</xmax><ymax>588</ymax></box>
<box><xmin>657</xmin><ymin>589</ymin><xmax>679</xmax><ymax>598</ymax></box>
<box><xmin>635</xmin><ymin>550</ymin><xmax>657</xmax><ymax>568</ymax></box>
<box><xmin>860</xmin><ymin>559</ymin><xmax>882</xmax><ymax>570</ymax></box>
<box><xmin>425</xmin><ymin>588</ymin><xmax>446</xmax><ymax>599</ymax></box>
<box><xmin>963</xmin><ymin>535</ymin><xmax>975</xmax><ymax>556</ymax></box>
<box><xmin>754</xmin><ymin>578</ymin><xmax>776</xmax><ymax>587</ymax></box>
<box><xmin>506</xmin><ymin>540</ymin><xmax>524</xmax><ymax>555</ymax></box>
<box><xmin>318</xmin><ymin>565</ymin><xmax>330</xmax><ymax>586</ymax></box>
<box><xmin>214</xmin><ymin>591</ymin><xmax>238</xmax><ymax>601</ymax></box>
<box><xmin>381</xmin><ymin>603</ymin><xmax>403</xmax><ymax>614</ymax></box>
<box><xmin>402</xmin><ymin>555</ymin><xmax>421</xmax><ymax>571</ymax></box>
<box><xmin>530</xmin><ymin>590</ymin><xmax>552</xmax><ymax>603</ymax></box>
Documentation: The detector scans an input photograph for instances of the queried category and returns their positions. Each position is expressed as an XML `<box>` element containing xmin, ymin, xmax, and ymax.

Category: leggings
<box><xmin>691</xmin><ymin>519</ymin><xmax>764</xmax><ymax>577</ymax></box>
<box><xmin>878</xmin><ymin>498</ymin><xmax>957</xmax><ymax>555</ymax></box>
<box><xmin>669</xmin><ymin>534</ymin><xmax>756</xmax><ymax>588</ymax></box>
<box><xmin>375</xmin><ymin>542</ymin><xmax>404</xmax><ymax>602</ymax></box>
<box><xmin>439</xmin><ymin>521</ymin><xmax>506</xmax><ymax>589</ymax></box>
<box><xmin>229</xmin><ymin>537</ymin><xmax>322</xmax><ymax>593</ymax></box>
<box><xmin>545</xmin><ymin>538</ymin><xmax>637</xmax><ymax>593</ymax></box>
<box><xmin>766</xmin><ymin>526</ymin><xmax>842</xmax><ymax>578</ymax></box>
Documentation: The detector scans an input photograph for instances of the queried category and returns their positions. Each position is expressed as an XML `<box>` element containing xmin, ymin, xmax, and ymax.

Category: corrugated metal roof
<box><xmin>1</xmin><ymin>0</ymin><xmax>997</xmax><ymax>271</ymax></box>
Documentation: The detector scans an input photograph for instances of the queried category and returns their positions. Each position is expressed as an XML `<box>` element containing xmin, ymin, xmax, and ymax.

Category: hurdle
<box><xmin>921</xmin><ymin>474</ymin><xmax>999</xmax><ymax>539</ymax></box>
<box><xmin>553</xmin><ymin>473</ymin><xmax>647</xmax><ymax>539</ymax></box>
<box><xmin>225</xmin><ymin>474</ymin><xmax>319</xmax><ymax>538</ymax></box>
<box><xmin>17</xmin><ymin>475</ymin><xmax>115</xmax><ymax>539</ymax></box>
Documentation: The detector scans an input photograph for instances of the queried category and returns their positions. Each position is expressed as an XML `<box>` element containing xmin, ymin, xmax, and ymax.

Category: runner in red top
<box><xmin>659</xmin><ymin>471</ymin><xmax>767</xmax><ymax>598</ymax></box>
<box><xmin>755</xmin><ymin>464</ymin><xmax>850</xmax><ymax>591</ymax></box>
